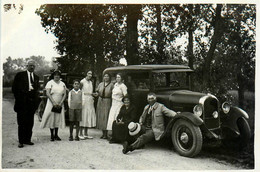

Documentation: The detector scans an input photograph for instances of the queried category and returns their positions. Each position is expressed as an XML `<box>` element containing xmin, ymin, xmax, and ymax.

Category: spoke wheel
<box><xmin>171</xmin><ymin>119</ymin><xmax>202</xmax><ymax>157</ymax></box>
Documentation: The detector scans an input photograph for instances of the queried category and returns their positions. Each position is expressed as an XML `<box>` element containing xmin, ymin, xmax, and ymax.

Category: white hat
<box><xmin>128</xmin><ymin>122</ymin><xmax>141</xmax><ymax>136</ymax></box>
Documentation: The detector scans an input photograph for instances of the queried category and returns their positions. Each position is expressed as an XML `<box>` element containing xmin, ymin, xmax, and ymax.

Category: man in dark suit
<box><xmin>12</xmin><ymin>60</ymin><xmax>40</xmax><ymax>148</ymax></box>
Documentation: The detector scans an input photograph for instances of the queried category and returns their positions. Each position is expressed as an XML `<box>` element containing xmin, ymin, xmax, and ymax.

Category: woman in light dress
<box><xmin>40</xmin><ymin>70</ymin><xmax>67</xmax><ymax>141</ymax></box>
<box><xmin>79</xmin><ymin>70</ymin><xmax>96</xmax><ymax>139</ymax></box>
<box><xmin>107</xmin><ymin>73</ymin><xmax>128</xmax><ymax>135</ymax></box>
<box><xmin>95</xmin><ymin>73</ymin><xmax>114</xmax><ymax>139</ymax></box>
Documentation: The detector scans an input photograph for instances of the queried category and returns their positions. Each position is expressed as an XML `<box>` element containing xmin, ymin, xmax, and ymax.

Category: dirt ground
<box><xmin>1</xmin><ymin>91</ymin><xmax>254</xmax><ymax>170</ymax></box>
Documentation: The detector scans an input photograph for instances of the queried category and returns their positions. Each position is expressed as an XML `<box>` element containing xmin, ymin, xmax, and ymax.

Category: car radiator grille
<box><xmin>203</xmin><ymin>97</ymin><xmax>220</xmax><ymax>129</ymax></box>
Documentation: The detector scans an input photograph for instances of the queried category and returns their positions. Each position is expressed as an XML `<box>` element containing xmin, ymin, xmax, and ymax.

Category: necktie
<box><xmin>30</xmin><ymin>72</ymin><xmax>34</xmax><ymax>87</ymax></box>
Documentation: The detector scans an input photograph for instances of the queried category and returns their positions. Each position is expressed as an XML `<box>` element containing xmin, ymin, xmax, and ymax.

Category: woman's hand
<box><xmin>92</xmin><ymin>92</ymin><xmax>98</xmax><ymax>97</ymax></box>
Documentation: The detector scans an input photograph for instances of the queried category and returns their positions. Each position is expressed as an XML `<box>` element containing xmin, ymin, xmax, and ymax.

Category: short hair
<box><xmin>103</xmin><ymin>73</ymin><xmax>111</xmax><ymax>81</ymax></box>
<box><xmin>73</xmin><ymin>79</ymin><xmax>80</xmax><ymax>84</ymax></box>
<box><xmin>147</xmin><ymin>92</ymin><xmax>157</xmax><ymax>100</ymax></box>
<box><xmin>147</xmin><ymin>92</ymin><xmax>156</xmax><ymax>97</ymax></box>
<box><xmin>116</xmin><ymin>73</ymin><xmax>125</xmax><ymax>81</ymax></box>
<box><xmin>49</xmin><ymin>69</ymin><xmax>61</xmax><ymax>80</ymax></box>
<box><xmin>53</xmin><ymin>70</ymin><xmax>61</xmax><ymax>76</ymax></box>
<box><xmin>27</xmin><ymin>60</ymin><xmax>36</xmax><ymax>66</ymax></box>
<box><xmin>122</xmin><ymin>94</ymin><xmax>131</xmax><ymax>102</ymax></box>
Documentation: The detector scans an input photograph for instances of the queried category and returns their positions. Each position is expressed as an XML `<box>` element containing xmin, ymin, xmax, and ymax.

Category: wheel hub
<box><xmin>180</xmin><ymin>132</ymin><xmax>189</xmax><ymax>144</ymax></box>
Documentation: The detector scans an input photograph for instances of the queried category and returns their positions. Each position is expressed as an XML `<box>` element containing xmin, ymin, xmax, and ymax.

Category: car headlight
<box><xmin>193</xmin><ymin>104</ymin><xmax>203</xmax><ymax>117</ymax></box>
<box><xmin>222</xmin><ymin>102</ymin><xmax>231</xmax><ymax>114</ymax></box>
<box><xmin>212</xmin><ymin>111</ymin><xmax>218</xmax><ymax>118</ymax></box>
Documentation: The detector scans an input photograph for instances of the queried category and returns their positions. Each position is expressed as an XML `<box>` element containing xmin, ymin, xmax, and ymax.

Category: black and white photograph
<box><xmin>1</xmin><ymin>0</ymin><xmax>258</xmax><ymax>171</ymax></box>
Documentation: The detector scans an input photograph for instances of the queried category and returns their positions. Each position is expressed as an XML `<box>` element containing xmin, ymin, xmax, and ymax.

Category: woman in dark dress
<box><xmin>110</xmin><ymin>96</ymin><xmax>136</xmax><ymax>143</ymax></box>
<box><xmin>95</xmin><ymin>73</ymin><xmax>114</xmax><ymax>139</ymax></box>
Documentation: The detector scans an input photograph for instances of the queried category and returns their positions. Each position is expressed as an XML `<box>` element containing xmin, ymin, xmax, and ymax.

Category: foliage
<box><xmin>35</xmin><ymin>4</ymin><xmax>255</xmax><ymax>107</ymax></box>
<box><xmin>36</xmin><ymin>4</ymin><xmax>126</xmax><ymax>79</ymax></box>
<box><xmin>3</xmin><ymin>56</ymin><xmax>52</xmax><ymax>87</ymax></box>
<box><xmin>3</xmin><ymin>4</ymin><xmax>24</xmax><ymax>13</ymax></box>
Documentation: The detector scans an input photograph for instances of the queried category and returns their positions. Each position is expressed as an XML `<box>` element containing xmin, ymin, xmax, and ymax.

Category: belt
<box><xmin>100</xmin><ymin>97</ymin><xmax>111</xmax><ymax>99</ymax></box>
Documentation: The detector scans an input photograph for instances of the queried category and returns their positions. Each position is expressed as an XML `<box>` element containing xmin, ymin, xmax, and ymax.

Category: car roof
<box><xmin>103</xmin><ymin>64</ymin><xmax>193</xmax><ymax>73</ymax></box>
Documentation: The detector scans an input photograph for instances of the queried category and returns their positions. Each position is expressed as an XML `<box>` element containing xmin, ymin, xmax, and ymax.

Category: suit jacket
<box><xmin>116</xmin><ymin>105</ymin><xmax>137</xmax><ymax>124</ymax></box>
<box><xmin>12</xmin><ymin>71</ymin><xmax>40</xmax><ymax>112</ymax></box>
<box><xmin>139</xmin><ymin>102</ymin><xmax>176</xmax><ymax>141</ymax></box>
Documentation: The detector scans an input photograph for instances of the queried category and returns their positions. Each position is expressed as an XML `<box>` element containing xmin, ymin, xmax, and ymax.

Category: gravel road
<box><xmin>1</xmin><ymin>97</ymin><xmax>248</xmax><ymax>170</ymax></box>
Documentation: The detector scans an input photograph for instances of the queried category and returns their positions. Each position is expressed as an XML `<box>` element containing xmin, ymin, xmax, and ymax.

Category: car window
<box><xmin>154</xmin><ymin>73</ymin><xmax>167</xmax><ymax>87</ymax></box>
<box><xmin>127</xmin><ymin>73</ymin><xmax>150</xmax><ymax>90</ymax></box>
<box><xmin>153</xmin><ymin>72</ymin><xmax>189</xmax><ymax>89</ymax></box>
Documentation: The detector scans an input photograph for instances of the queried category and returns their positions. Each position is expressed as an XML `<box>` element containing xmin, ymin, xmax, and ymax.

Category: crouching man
<box><xmin>122</xmin><ymin>92</ymin><xmax>177</xmax><ymax>154</ymax></box>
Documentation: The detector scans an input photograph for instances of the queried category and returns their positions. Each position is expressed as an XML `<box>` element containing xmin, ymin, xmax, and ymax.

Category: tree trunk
<box><xmin>125</xmin><ymin>5</ymin><xmax>141</xmax><ymax>65</ymax></box>
<box><xmin>203</xmin><ymin>4</ymin><xmax>223</xmax><ymax>87</ymax></box>
<box><xmin>187</xmin><ymin>4</ymin><xmax>195</xmax><ymax>70</ymax></box>
<box><xmin>236</xmin><ymin>5</ymin><xmax>245</xmax><ymax>108</ymax></box>
<box><xmin>156</xmin><ymin>5</ymin><xmax>164</xmax><ymax>63</ymax></box>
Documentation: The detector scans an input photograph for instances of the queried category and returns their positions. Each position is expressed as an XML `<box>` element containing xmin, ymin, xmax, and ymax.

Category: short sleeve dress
<box><xmin>40</xmin><ymin>79</ymin><xmax>66</xmax><ymax>129</ymax></box>
<box><xmin>106</xmin><ymin>83</ymin><xmax>127</xmax><ymax>130</ymax></box>
<box><xmin>96</xmin><ymin>82</ymin><xmax>114</xmax><ymax>130</ymax></box>
<box><xmin>80</xmin><ymin>78</ymin><xmax>96</xmax><ymax>127</ymax></box>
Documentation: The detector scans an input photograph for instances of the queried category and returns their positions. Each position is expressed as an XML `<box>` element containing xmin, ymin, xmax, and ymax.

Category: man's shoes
<box><xmin>18</xmin><ymin>143</ymin><xmax>24</xmax><ymax>148</ymax></box>
<box><xmin>24</xmin><ymin>142</ymin><xmax>34</xmax><ymax>145</ymax></box>
<box><xmin>75</xmin><ymin>136</ymin><xmax>80</xmax><ymax>141</ymax></box>
<box><xmin>54</xmin><ymin>136</ymin><xmax>61</xmax><ymax>141</ymax></box>
<box><xmin>69</xmin><ymin>136</ymin><xmax>73</xmax><ymax>141</ymax></box>
<box><xmin>122</xmin><ymin>141</ymin><xmax>133</xmax><ymax>154</ymax></box>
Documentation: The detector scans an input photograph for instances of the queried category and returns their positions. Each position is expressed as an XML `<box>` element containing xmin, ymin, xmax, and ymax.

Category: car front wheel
<box><xmin>171</xmin><ymin>119</ymin><xmax>203</xmax><ymax>157</ymax></box>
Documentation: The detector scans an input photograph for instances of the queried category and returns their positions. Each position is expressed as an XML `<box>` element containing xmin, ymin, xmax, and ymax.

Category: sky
<box><xmin>1</xmin><ymin>3</ymin><xmax>59</xmax><ymax>62</ymax></box>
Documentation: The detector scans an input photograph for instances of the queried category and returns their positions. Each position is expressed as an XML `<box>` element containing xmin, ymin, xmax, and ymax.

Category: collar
<box><xmin>27</xmin><ymin>70</ymin><xmax>33</xmax><ymax>75</ymax></box>
<box><xmin>72</xmin><ymin>89</ymin><xmax>81</xmax><ymax>93</ymax></box>
<box><xmin>149</xmin><ymin>102</ymin><xmax>159</xmax><ymax>110</ymax></box>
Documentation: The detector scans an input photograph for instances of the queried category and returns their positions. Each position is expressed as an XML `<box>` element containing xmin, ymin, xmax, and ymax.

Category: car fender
<box><xmin>220</xmin><ymin>106</ymin><xmax>249</xmax><ymax>139</ymax></box>
<box><xmin>167</xmin><ymin>112</ymin><xmax>203</xmax><ymax>130</ymax></box>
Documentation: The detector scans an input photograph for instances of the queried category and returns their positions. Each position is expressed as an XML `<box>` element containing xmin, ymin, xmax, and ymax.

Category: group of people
<box><xmin>12</xmin><ymin>60</ymin><xmax>177</xmax><ymax>154</ymax></box>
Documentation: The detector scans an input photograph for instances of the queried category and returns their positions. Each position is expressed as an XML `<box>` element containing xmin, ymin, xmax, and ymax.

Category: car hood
<box><xmin>169</xmin><ymin>90</ymin><xmax>207</xmax><ymax>105</ymax></box>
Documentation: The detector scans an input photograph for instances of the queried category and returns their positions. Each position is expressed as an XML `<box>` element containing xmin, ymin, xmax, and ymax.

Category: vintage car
<box><xmin>103</xmin><ymin>64</ymin><xmax>251</xmax><ymax>157</ymax></box>
<box><xmin>36</xmin><ymin>73</ymin><xmax>85</xmax><ymax>124</ymax></box>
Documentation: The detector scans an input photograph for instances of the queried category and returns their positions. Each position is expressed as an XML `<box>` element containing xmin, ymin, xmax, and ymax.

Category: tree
<box><xmin>36</xmin><ymin>4</ymin><xmax>126</xmax><ymax>78</ymax></box>
<box><xmin>3</xmin><ymin>4</ymin><xmax>23</xmax><ymax>13</ymax></box>
<box><xmin>3</xmin><ymin>56</ymin><xmax>52</xmax><ymax>87</ymax></box>
<box><xmin>125</xmin><ymin>5</ymin><xmax>142</xmax><ymax>65</ymax></box>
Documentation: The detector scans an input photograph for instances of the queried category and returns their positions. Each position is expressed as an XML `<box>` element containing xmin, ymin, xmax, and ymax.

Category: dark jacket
<box><xmin>12</xmin><ymin>71</ymin><xmax>40</xmax><ymax>112</ymax></box>
<box><xmin>116</xmin><ymin>104</ymin><xmax>137</xmax><ymax>124</ymax></box>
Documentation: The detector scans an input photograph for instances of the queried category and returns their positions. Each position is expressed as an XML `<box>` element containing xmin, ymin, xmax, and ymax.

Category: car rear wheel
<box><xmin>171</xmin><ymin>119</ymin><xmax>202</xmax><ymax>157</ymax></box>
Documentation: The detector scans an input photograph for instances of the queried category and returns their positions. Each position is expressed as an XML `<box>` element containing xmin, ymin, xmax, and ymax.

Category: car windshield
<box><xmin>153</xmin><ymin>72</ymin><xmax>190</xmax><ymax>89</ymax></box>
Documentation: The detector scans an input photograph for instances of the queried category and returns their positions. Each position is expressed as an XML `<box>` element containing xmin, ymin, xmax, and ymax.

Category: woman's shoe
<box><xmin>54</xmin><ymin>136</ymin><xmax>61</xmax><ymax>141</ymax></box>
<box><xmin>50</xmin><ymin>136</ymin><xmax>55</xmax><ymax>141</ymax></box>
<box><xmin>100</xmin><ymin>135</ymin><xmax>104</xmax><ymax>139</ymax></box>
<box><xmin>75</xmin><ymin>136</ymin><xmax>80</xmax><ymax>141</ymax></box>
<box><xmin>78</xmin><ymin>135</ymin><xmax>85</xmax><ymax>140</ymax></box>
<box><xmin>84</xmin><ymin>135</ymin><xmax>93</xmax><ymax>139</ymax></box>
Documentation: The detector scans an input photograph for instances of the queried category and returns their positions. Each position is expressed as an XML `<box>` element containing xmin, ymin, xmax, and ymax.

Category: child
<box><xmin>68</xmin><ymin>80</ymin><xmax>82</xmax><ymax>141</ymax></box>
